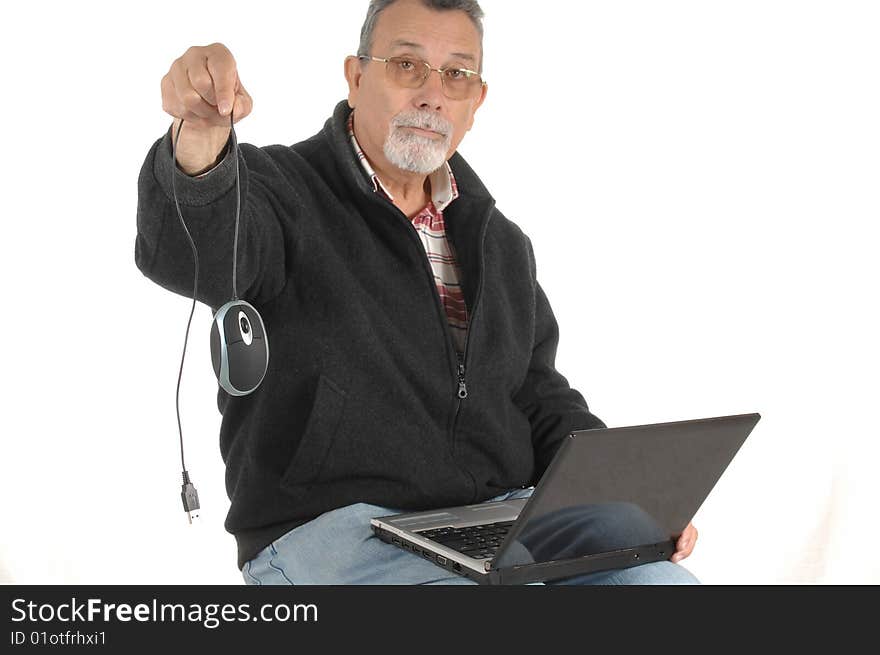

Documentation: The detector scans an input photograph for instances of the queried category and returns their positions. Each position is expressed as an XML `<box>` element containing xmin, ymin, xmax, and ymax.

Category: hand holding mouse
<box><xmin>160</xmin><ymin>43</ymin><xmax>253</xmax><ymax>175</ymax></box>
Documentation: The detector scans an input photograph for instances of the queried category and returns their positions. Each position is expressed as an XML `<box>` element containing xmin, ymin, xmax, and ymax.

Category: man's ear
<box><xmin>344</xmin><ymin>56</ymin><xmax>363</xmax><ymax>109</ymax></box>
<box><xmin>466</xmin><ymin>82</ymin><xmax>488</xmax><ymax>131</ymax></box>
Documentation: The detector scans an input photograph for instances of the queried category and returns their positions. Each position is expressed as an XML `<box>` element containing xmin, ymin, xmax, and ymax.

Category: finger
<box><xmin>187</xmin><ymin>63</ymin><xmax>219</xmax><ymax>109</ymax></box>
<box><xmin>673</xmin><ymin>535</ymin><xmax>690</xmax><ymax>557</ymax></box>
<box><xmin>160</xmin><ymin>74</ymin><xmax>181</xmax><ymax>119</ymax></box>
<box><xmin>230</xmin><ymin>88</ymin><xmax>253</xmax><ymax>124</ymax></box>
<box><xmin>682</xmin><ymin>524</ymin><xmax>696</xmax><ymax>543</ymax></box>
<box><xmin>678</xmin><ymin>531</ymin><xmax>689</xmax><ymax>549</ymax></box>
<box><xmin>169</xmin><ymin>61</ymin><xmax>219</xmax><ymax>121</ymax></box>
<box><xmin>206</xmin><ymin>48</ymin><xmax>238</xmax><ymax>116</ymax></box>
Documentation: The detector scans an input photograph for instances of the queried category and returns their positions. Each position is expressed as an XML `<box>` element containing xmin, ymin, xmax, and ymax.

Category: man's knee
<box><xmin>550</xmin><ymin>560</ymin><xmax>700</xmax><ymax>585</ymax></box>
<box><xmin>615</xmin><ymin>560</ymin><xmax>700</xmax><ymax>585</ymax></box>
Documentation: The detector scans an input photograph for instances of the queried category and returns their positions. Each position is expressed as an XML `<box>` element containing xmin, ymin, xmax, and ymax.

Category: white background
<box><xmin>1</xmin><ymin>0</ymin><xmax>877</xmax><ymax>584</ymax></box>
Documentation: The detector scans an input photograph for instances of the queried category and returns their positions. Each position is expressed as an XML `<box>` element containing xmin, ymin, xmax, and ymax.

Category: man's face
<box><xmin>345</xmin><ymin>0</ymin><xmax>488</xmax><ymax>175</ymax></box>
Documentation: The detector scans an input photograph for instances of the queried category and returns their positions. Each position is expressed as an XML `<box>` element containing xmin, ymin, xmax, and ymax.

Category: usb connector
<box><xmin>181</xmin><ymin>470</ymin><xmax>200</xmax><ymax>523</ymax></box>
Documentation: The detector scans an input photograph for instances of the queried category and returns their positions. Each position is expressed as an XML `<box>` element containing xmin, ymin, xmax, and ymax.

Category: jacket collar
<box><xmin>325</xmin><ymin>100</ymin><xmax>494</xmax><ymax>203</ymax></box>
<box><xmin>322</xmin><ymin>100</ymin><xmax>496</xmax><ymax>315</ymax></box>
<box><xmin>346</xmin><ymin>110</ymin><xmax>460</xmax><ymax>212</ymax></box>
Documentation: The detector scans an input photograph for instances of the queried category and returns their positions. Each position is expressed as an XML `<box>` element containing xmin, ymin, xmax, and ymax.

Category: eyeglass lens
<box><xmin>385</xmin><ymin>57</ymin><xmax>481</xmax><ymax>100</ymax></box>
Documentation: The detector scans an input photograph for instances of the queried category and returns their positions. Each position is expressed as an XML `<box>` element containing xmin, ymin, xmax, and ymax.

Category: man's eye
<box><xmin>446</xmin><ymin>69</ymin><xmax>467</xmax><ymax>80</ymax></box>
<box><xmin>397</xmin><ymin>59</ymin><xmax>415</xmax><ymax>71</ymax></box>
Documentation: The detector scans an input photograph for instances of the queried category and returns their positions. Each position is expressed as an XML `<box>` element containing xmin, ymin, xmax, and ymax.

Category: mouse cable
<box><xmin>169</xmin><ymin>110</ymin><xmax>242</xmax><ymax>523</ymax></box>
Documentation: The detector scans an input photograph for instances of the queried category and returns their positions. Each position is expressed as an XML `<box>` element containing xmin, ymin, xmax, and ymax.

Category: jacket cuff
<box><xmin>152</xmin><ymin>123</ymin><xmax>237</xmax><ymax>207</ymax></box>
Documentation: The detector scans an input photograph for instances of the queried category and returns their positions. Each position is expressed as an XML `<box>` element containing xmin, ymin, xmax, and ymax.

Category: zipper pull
<box><xmin>457</xmin><ymin>362</ymin><xmax>468</xmax><ymax>399</ymax></box>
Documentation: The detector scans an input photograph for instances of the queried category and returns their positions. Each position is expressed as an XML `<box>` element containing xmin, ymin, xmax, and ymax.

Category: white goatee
<box><xmin>383</xmin><ymin>109</ymin><xmax>453</xmax><ymax>175</ymax></box>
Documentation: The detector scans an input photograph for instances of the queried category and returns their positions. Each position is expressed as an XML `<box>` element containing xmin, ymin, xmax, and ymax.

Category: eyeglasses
<box><xmin>358</xmin><ymin>55</ymin><xmax>485</xmax><ymax>101</ymax></box>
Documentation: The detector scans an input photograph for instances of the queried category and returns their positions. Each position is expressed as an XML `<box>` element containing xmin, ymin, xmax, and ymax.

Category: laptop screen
<box><xmin>493</xmin><ymin>413</ymin><xmax>760</xmax><ymax>570</ymax></box>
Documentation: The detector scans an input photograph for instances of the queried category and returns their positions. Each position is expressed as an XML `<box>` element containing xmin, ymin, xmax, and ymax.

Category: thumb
<box><xmin>218</xmin><ymin>94</ymin><xmax>234</xmax><ymax>117</ymax></box>
<box><xmin>213</xmin><ymin>72</ymin><xmax>238</xmax><ymax>117</ymax></box>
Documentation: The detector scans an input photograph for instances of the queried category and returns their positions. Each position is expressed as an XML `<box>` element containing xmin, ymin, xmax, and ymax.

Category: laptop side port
<box><xmin>452</xmin><ymin>561</ymin><xmax>462</xmax><ymax>572</ymax></box>
<box><xmin>437</xmin><ymin>555</ymin><xmax>447</xmax><ymax>566</ymax></box>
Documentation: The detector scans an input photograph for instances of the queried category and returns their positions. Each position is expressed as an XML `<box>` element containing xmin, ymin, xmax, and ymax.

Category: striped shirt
<box><xmin>347</xmin><ymin>111</ymin><xmax>469</xmax><ymax>357</ymax></box>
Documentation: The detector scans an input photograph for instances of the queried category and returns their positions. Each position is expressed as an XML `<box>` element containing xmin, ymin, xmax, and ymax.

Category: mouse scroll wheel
<box><xmin>237</xmin><ymin>310</ymin><xmax>254</xmax><ymax>345</ymax></box>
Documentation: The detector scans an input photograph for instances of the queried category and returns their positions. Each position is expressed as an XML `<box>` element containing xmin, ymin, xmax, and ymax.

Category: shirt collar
<box><xmin>347</xmin><ymin>111</ymin><xmax>459</xmax><ymax>212</ymax></box>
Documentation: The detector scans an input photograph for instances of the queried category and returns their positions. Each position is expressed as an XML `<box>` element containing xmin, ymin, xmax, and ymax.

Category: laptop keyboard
<box><xmin>416</xmin><ymin>521</ymin><xmax>515</xmax><ymax>560</ymax></box>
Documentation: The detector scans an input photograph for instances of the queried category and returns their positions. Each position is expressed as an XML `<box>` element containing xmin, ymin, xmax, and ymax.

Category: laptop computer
<box><xmin>371</xmin><ymin>412</ymin><xmax>760</xmax><ymax>584</ymax></box>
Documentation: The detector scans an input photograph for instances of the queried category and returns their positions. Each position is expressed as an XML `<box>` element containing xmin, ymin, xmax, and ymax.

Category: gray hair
<box><xmin>357</xmin><ymin>0</ymin><xmax>485</xmax><ymax>71</ymax></box>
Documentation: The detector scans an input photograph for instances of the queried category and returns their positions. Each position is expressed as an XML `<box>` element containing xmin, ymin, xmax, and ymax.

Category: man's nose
<box><xmin>414</xmin><ymin>69</ymin><xmax>446</xmax><ymax>111</ymax></box>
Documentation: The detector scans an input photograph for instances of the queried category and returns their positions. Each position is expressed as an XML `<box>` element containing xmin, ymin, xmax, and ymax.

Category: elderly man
<box><xmin>135</xmin><ymin>0</ymin><xmax>699</xmax><ymax>584</ymax></box>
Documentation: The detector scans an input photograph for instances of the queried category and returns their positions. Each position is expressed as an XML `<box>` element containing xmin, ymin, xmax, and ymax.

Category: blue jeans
<box><xmin>241</xmin><ymin>487</ymin><xmax>700</xmax><ymax>585</ymax></box>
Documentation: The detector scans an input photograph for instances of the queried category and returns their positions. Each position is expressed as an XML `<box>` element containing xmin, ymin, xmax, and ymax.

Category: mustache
<box><xmin>391</xmin><ymin>111</ymin><xmax>451</xmax><ymax>137</ymax></box>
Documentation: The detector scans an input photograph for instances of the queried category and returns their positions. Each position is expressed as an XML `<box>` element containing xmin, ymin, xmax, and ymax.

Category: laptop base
<box><xmin>373</xmin><ymin>525</ymin><xmax>675</xmax><ymax>585</ymax></box>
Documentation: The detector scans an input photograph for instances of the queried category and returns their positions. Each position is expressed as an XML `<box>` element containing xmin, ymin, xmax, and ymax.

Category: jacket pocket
<box><xmin>281</xmin><ymin>373</ymin><xmax>347</xmax><ymax>490</ymax></box>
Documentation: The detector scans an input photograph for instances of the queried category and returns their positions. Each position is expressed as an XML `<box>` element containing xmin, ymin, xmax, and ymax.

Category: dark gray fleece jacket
<box><xmin>134</xmin><ymin>99</ymin><xmax>605</xmax><ymax>571</ymax></box>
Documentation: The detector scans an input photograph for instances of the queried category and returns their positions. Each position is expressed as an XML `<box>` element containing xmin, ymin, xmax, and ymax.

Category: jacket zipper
<box><xmin>450</xmin><ymin>215</ymin><xmax>489</xmax><ymax>455</ymax></box>
<box><xmin>381</xmin><ymin>197</ymin><xmax>491</xmax><ymax>491</ymax></box>
<box><xmin>385</xmin><ymin>204</ymin><xmax>486</xmax><ymax>398</ymax></box>
<box><xmin>456</xmin><ymin>353</ymin><xmax>468</xmax><ymax>399</ymax></box>
<box><xmin>450</xmin><ymin>295</ymin><xmax>475</xmax><ymax>452</ymax></box>
<box><xmin>453</xmin><ymin>258</ymin><xmax>484</xmax><ymax>411</ymax></box>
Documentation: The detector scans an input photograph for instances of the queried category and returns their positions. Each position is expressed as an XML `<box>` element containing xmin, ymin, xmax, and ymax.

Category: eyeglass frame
<box><xmin>356</xmin><ymin>55</ymin><xmax>486</xmax><ymax>98</ymax></box>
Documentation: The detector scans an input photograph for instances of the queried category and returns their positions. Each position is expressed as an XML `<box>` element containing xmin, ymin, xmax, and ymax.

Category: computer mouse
<box><xmin>210</xmin><ymin>300</ymin><xmax>269</xmax><ymax>396</ymax></box>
